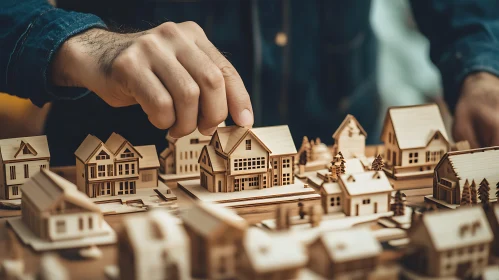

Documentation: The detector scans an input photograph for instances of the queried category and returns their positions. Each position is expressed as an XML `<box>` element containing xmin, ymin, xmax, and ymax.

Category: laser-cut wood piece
<box><xmin>381</xmin><ymin>104</ymin><xmax>450</xmax><ymax>179</ymax></box>
<box><xmin>0</xmin><ymin>135</ymin><xmax>50</xmax><ymax>200</ymax></box>
<box><xmin>332</xmin><ymin>114</ymin><xmax>367</xmax><ymax>159</ymax></box>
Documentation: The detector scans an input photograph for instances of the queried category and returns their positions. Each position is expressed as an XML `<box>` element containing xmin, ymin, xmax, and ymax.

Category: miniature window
<box><xmin>185</xmin><ymin>151</ymin><xmax>188</xmax><ymax>159</ymax></box>
<box><xmin>190</xmin><ymin>151</ymin><xmax>193</xmax><ymax>159</ymax></box>
<box><xmin>90</xmin><ymin>166</ymin><xmax>96</xmax><ymax>178</ymax></box>
<box><xmin>409</xmin><ymin>153</ymin><xmax>418</xmax><ymax>164</ymax></box>
<box><xmin>131</xmin><ymin>164</ymin><xmax>135</xmax><ymax>174</ymax></box>
<box><xmin>12</xmin><ymin>186</ymin><xmax>18</xmax><ymax>196</ymax></box>
<box><xmin>387</xmin><ymin>149</ymin><xmax>391</xmax><ymax>161</ymax></box>
<box><xmin>107</xmin><ymin>164</ymin><xmax>114</xmax><ymax>176</ymax></box>
<box><xmin>190</xmin><ymin>165</ymin><xmax>193</xmax><ymax>172</ymax></box>
<box><xmin>56</xmin><ymin>220</ymin><xmax>66</xmax><ymax>233</ymax></box>
<box><xmin>362</xmin><ymin>199</ymin><xmax>371</xmax><ymax>204</ymax></box>
<box><xmin>203</xmin><ymin>156</ymin><xmax>206</xmax><ymax>164</ymax></box>
<box><xmin>121</xmin><ymin>148</ymin><xmax>134</xmax><ymax>158</ymax></box>
<box><xmin>130</xmin><ymin>182</ymin><xmax>136</xmax><ymax>194</ymax></box>
<box><xmin>22</xmin><ymin>145</ymin><xmax>31</xmax><ymax>154</ymax></box>
<box><xmin>142</xmin><ymin>174</ymin><xmax>152</xmax><ymax>182</ymax></box>
<box><xmin>388</xmin><ymin>132</ymin><xmax>392</xmax><ymax>143</ymax></box>
<box><xmin>79</xmin><ymin>218</ymin><xmax>84</xmax><ymax>230</ymax></box>
<box><xmin>434</xmin><ymin>134</ymin><xmax>439</xmax><ymax>140</ymax></box>
<box><xmin>118</xmin><ymin>165</ymin><xmax>123</xmax><ymax>175</ymax></box>
<box><xmin>337</xmin><ymin>197</ymin><xmax>341</xmax><ymax>206</ymax></box>
<box><xmin>282</xmin><ymin>173</ymin><xmax>291</xmax><ymax>185</ymax></box>
<box><xmin>283</xmin><ymin>158</ymin><xmax>290</xmax><ymax>168</ymax></box>
<box><xmin>96</xmin><ymin>150</ymin><xmax>110</xmax><ymax>160</ymax></box>
<box><xmin>216</xmin><ymin>142</ymin><xmax>220</xmax><ymax>149</ymax></box>
<box><xmin>88</xmin><ymin>217</ymin><xmax>93</xmax><ymax>230</ymax></box>
<box><xmin>190</xmin><ymin>138</ymin><xmax>199</xmax><ymax>144</ymax></box>
<box><xmin>125</xmin><ymin>164</ymin><xmax>130</xmax><ymax>175</ymax></box>
<box><xmin>246</xmin><ymin>139</ymin><xmax>251</xmax><ymax>150</ymax></box>
<box><xmin>9</xmin><ymin>166</ymin><xmax>16</xmax><ymax>180</ymax></box>
<box><xmin>24</xmin><ymin>164</ymin><xmax>29</xmax><ymax>178</ymax></box>
<box><xmin>98</xmin><ymin>165</ymin><xmax>105</xmax><ymax>177</ymax></box>
<box><xmin>180</xmin><ymin>152</ymin><xmax>183</xmax><ymax>160</ymax></box>
<box><xmin>40</xmin><ymin>164</ymin><xmax>47</xmax><ymax>171</ymax></box>
<box><xmin>330</xmin><ymin>197</ymin><xmax>335</xmax><ymax>206</ymax></box>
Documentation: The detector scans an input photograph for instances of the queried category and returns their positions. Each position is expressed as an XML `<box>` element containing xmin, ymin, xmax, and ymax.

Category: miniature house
<box><xmin>237</xmin><ymin>227</ymin><xmax>307</xmax><ymax>280</ymax></box>
<box><xmin>307</xmin><ymin>228</ymin><xmax>381</xmax><ymax>279</ymax></box>
<box><xmin>332</xmin><ymin>114</ymin><xmax>367</xmax><ymax>159</ymax></box>
<box><xmin>75</xmin><ymin>133</ymin><xmax>159</xmax><ymax>198</ymax></box>
<box><xmin>380</xmin><ymin>104</ymin><xmax>450</xmax><ymax>178</ymax></box>
<box><xmin>433</xmin><ymin>146</ymin><xmax>499</xmax><ymax>205</ymax></box>
<box><xmin>21</xmin><ymin>169</ymin><xmax>106</xmax><ymax>241</ymax></box>
<box><xmin>319</xmin><ymin>182</ymin><xmax>343</xmax><ymax>214</ymax></box>
<box><xmin>0</xmin><ymin>135</ymin><xmax>50</xmax><ymax>199</ymax></box>
<box><xmin>180</xmin><ymin>202</ymin><xmax>247</xmax><ymax>279</ymax></box>
<box><xmin>338</xmin><ymin>171</ymin><xmax>392</xmax><ymax>216</ymax></box>
<box><xmin>119</xmin><ymin>210</ymin><xmax>190</xmax><ymax>280</ymax></box>
<box><xmin>407</xmin><ymin>207</ymin><xmax>493</xmax><ymax>278</ymax></box>
<box><xmin>160</xmin><ymin>128</ymin><xmax>212</xmax><ymax>176</ymax></box>
<box><xmin>198</xmin><ymin>125</ymin><xmax>296</xmax><ymax>193</ymax></box>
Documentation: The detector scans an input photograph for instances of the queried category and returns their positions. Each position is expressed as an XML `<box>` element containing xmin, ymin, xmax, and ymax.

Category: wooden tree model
<box><xmin>478</xmin><ymin>178</ymin><xmax>490</xmax><ymax>204</ymax></box>
<box><xmin>371</xmin><ymin>154</ymin><xmax>384</xmax><ymax>171</ymax></box>
<box><xmin>298</xmin><ymin>136</ymin><xmax>312</xmax><ymax>161</ymax></box>
<box><xmin>327</xmin><ymin>163</ymin><xmax>339</xmax><ymax>182</ymax></box>
<box><xmin>393</xmin><ymin>190</ymin><xmax>405</xmax><ymax>216</ymax></box>
<box><xmin>299</xmin><ymin>150</ymin><xmax>308</xmax><ymax>166</ymax></box>
<box><xmin>460</xmin><ymin>179</ymin><xmax>471</xmax><ymax>206</ymax></box>
<box><xmin>470</xmin><ymin>180</ymin><xmax>477</xmax><ymax>204</ymax></box>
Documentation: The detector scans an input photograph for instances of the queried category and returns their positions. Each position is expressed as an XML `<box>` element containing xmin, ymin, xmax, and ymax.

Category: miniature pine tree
<box><xmin>470</xmin><ymin>180</ymin><xmax>477</xmax><ymax>204</ymax></box>
<box><xmin>371</xmin><ymin>154</ymin><xmax>384</xmax><ymax>171</ymax></box>
<box><xmin>298</xmin><ymin>136</ymin><xmax>311</xmax><ymax>161</ymax></box>
<box><xmin>299</xmin><ymin>150</ymin><xmax>308</xmax><ymax>166</ymax></box>
<box><xmin>298</xmin><ymin>200</ymin><xmax>306</xmax><ymax>219</ymax></box>
<box><xmin>315</xmin><ymin>137</ymin><xmax>321</xmax><ymax>145</ymax></box>
<box><xmin>328</xmin><ymin>164</ymin><xmax>338</xmax><ymax>182</ymax></box>
<box><xmin>393</xmin><ymin>190</ymin><xmax>405</xmax><ymax>216</ymax></box>
<box><xmin>333</xmin><ymin>152</ymin><xmax>346</xmax><ymax>175</ymax></box>
<box><xmin>496</xmin><ymin>181</ymin><xmax>499</xmax><ymax>201</ymax></box>
<box><xmin>478</xmin><ymin>178</ymin><xmax>490</xmax><ymax>204</ymax></box>
<box><xmin>460</xmin><ymin>179</ymin><xmax>472</xmax><ymax>206</ymax></box>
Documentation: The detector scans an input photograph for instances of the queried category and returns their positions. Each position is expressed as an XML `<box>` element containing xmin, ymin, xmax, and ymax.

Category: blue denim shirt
<box><xmin>1</xmin><ymin>0</ymin><xmax>499</xmax><ymax>165</ymax></box>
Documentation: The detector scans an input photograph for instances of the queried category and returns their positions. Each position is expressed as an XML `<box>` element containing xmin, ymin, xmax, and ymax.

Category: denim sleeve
<box><xmin>410</xmin><ymin>0</ymin><xmax>499</xmax><ymax>111</ymax></box>
<box><xmin>0</xmin><ymin>0</ymin><xmax>106</xmax><ymax>107</ymax></box>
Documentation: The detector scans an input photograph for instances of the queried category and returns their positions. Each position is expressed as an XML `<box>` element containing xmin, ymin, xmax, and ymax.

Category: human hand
<box><xmin>453</xmin><ymin>72</ymin><xmax>499</xmax><ymax>148</ymax></box>
<box><xmin>51</xmin><ymin>22</ymin><xmax>253</xmax><ymax>137</ymax></box>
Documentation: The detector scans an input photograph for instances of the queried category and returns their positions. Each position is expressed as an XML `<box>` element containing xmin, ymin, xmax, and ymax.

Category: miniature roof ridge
<box><xmin>332</xmin><ymin>114</ymin><xmax>367</xmax><ymax>139</ymax></box>
<box><xmin>135</xmin><ymin>145</ymin><xmax>160</xmax><ymax>169</ymax></box>
<box><xmin>200</xmin><ymin>145</ymin><xmax>225</xmax><ymax>172</ymax></box>
<box><xmin>339</xmin><ymin>171</ymin><xmax>392</xmax><ymax>196</ymax></box>
<box><xmin>74</xmin><ymin>134</ymin><xmax>103</xmax><ymax>162</ymax></box>
<box><xmin>318</xmin><ymin>228</ymin><xmax>381</xmax><ymax>262</ymax></box>
<box><xmin>105</xmin><ymin>132</ymin><xmax>143</xmax><ymax>158</ymax></box>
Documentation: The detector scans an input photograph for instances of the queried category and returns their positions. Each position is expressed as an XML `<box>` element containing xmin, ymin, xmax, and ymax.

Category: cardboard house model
<box><xmin>160</xmin><ymin>128</ymin><xmax>211</xmax><ymax>176</ymax></box>
<box><xmin>380</xmin><ymin>104</ymin><xmax>450</xmax><ymax>179</ymax></box>
<box><xmin>21</xmin><ymin>169</ymin><xmax>106</xmax><ymax>241</ymax></box>
<box><xmin>119</xmin><ymin>210</ymin><xmax>190</xmax><ymax>280</ymax></box>
<box><xmin>307</xmin><ymin>228</ymin><xmax>381</xmax><ymax>279</ymax></box>
<box><xmin>0</xmin><ymin>135</ymin><xmax>50</xmax><ymax>199</ymax></box>
<box><xmin>407</xmin><ymin>207</ymin><xmax>493</xmax><ymax>278</ymax></box>
<box><xmin>198</xmin><ymin>125</ymin><xmax>296</xmax><ymax>193</ymax></box>
<box><xmin>432</xmin><ymin>146</ymin><xmax>499</xmax><ymax>205</ymax></box>
<box><xmin>75</xmin><ymin>133</ymin><xmax>159</xmax><ymax>198</ymax></box>
<box><xmin>180</xmin><ymin>202</ymin><xmax>247</xmax><ymax>279</ymax></box>
<box><xmin>238</xmin><ymin>227</ymin><xmax>307</xmax><ymax>280</ymax></box>
<box><xmin>332</xmin><ymin>114</ymin><xmax>367</xmax><ymax>159</ymax></box>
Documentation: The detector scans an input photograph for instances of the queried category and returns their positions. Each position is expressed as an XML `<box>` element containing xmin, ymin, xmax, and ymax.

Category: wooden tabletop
<box><xmin>0</xmin><ymin>146</ymin><xmax>428</xmax><ymax>279</ymax></box>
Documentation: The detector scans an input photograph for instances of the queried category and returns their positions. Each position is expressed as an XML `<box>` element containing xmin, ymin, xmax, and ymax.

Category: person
<box><xmin>1</xmin><ymin>0</ymin><xmax>499</xmax><ymax>166</ymax></box>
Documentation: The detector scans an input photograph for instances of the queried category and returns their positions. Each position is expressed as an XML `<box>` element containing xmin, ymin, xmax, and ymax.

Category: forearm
<box><xmin>0</xmin><ymin>0</ymin><xmax>106</xmax><ymax>107</ymax></box>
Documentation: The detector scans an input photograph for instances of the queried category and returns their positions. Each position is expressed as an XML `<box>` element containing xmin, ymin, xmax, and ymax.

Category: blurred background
<box><xmin>0</xmin><ymin>0</ymin><xmax>451</xmax><ymax>155</ymax></box>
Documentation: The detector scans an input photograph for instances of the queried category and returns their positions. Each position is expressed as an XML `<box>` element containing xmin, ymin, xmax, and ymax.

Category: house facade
<box><xmin>75</xmin><ymin>133</ymin><xmax>159</xmax><ymax>198</ymax></box>
<box><xmin>319</xmin><ymin>182</ymin><xmax>343</xmax><ymax>214</ymax></box>
<box><xmin>160</xmin><ymin>128</ymin><xmax>211</xmax><ymax>175</ymax></box>
<box><xmin>332</xmin><ymin>114</ymin><xmax>367</xmax><ymax>159</ymax></box>
<box><xmin>338</xmin><ymin>171</ymin><xmax>392</xmax><ymax>216</ymax></box>
<box><xmin>198</xmin><ymin>125</ymin><xmax>296</xmax><ymax>193</ymax></box>
<box><xmin>407</xmin><ymin>207</ymin><xmax>493</xmax><ymax>278</ymax></box>
<box><xmin>21</xmin><ymin>169</ymin><xmax>106</xmax><ymax>241</ymax></box>
<box><xmin>433</xmin><ymin>146</ymin><xmax>499</xmax><ymax>205</ymax></box>
<box><xmin>381</xmin><ymin>104</ymin><xmax>450</xmax><ymax>178</ymax></box>
<box><xmin>308</xmin><ymin>228</ymin><xmax>381</xmax><ymax>279</ymax></box>
<box><xmin>119</xmin><ymin>210</ymin><xmax>190</xmax><ymax>280</ymax></box>
<box><xmin>180</xmin><ymin>202</ymin><xmax>247</xmax><ymax>279</ymax></box>
<box><xmin>0</xmin><ymin>135</ymin><xmax>50</xmax><ymax>199</ymax></box>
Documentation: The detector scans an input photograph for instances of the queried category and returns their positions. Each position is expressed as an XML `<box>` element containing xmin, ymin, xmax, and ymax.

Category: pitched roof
<box><xmin>332</xmin><ymin>114</ymin><xmax>367</xmax><ymax>139</ymax></box>
<box><xmin>74</xmin><ymin>134</ymin><xmax>103</xmax><ymax>162</ymax></box>
<box><xmin>0</xmin><ymin>135</ymin><xmax>50</xmax><ymax>161</ymax></box>
<box><xmin>384</xmin><ymin>104</ymin><xmax>449</xmax><ymax>149</ymax></box>
<box><xmin>123</xmin><ymin>210</ymin><xmax>187</xmax><ymax>254</ymax></box>
<box><xmin>339</xmin><ymin>171</ymin><xmax>393</xmax><ymax>196</ymax></box>
<box><xmin>317</xmin><ymin>228</ymin><xmax>381</xmax><ymax>262</ymax></box>
<box><xmin>179</xmin><ymin>202</ymin><xmax>246</xmax><ymax>237</ymax></box>
<box><xmin>159</xmin><ymin>147</ymin><xmax>172</xmax><ymax>160</ymax></box>
<box><xmin>216</xmin><ymin>126</ymin><xmax>250</xmax><ymax>153</ymax></box>
<box><xmin>135</xmin><ymin>145</ymin><xmax>160</xmax><ymax>169</ymax></box>
<box><xmin>105</xmin><ymin>132</ymin><xmax>128</xmax><ymax>155</ymax></box>
<box><xmin>421</xmin><ymin>207</ymin><xmax>493</xmax><ymax>251</ymax></box>
<box><xmin>437</xmin><ymin>146</ymin><xmax>499</xmax><ymax>201</ymax></box>
<box><xmin>243</xmin><ymin>228</ymin><xmax>307</xmax><ymax>273</ymax></box>
<box><xmin>203</xmin><ymin>146</ymin><xmax>226</xmax><ymax>172</ymax></box>
<box><xmin>251</xmin><ymin>125</ymin><xmax>297</xmax><ymax>156</ymax></box>
<box><xmin>22</xmin><ymin>169</ymin><xmax>100</xmax><ymax>212</ymax></box>
<box><xmin>320</xmin><ymin>182</ymin><xmax>342</xmax><ymax>195</ymax></box>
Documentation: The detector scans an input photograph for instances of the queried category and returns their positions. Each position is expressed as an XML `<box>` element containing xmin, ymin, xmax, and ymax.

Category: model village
<box><xmin>1</xmin><ymin>103</ymin><xmax>498</xmax><ymax>280</ymax></box>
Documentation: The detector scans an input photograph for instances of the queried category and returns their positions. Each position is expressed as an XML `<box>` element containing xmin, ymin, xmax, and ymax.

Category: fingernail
<box><xmin>239</xmin><ymin>109</ymin><xmax>254</xmax><ymax>127</ymax></box>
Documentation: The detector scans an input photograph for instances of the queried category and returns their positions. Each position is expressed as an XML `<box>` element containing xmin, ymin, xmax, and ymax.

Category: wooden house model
<box><xmin>238</xmin><ymin>227</ymin><xmax>307</xmax><ymax>280</ymax></box>
<box><xmin>319</xmin><ymin>181</ymin><xmax>343</xmax><ymax>214</ymax></box>
<box><xmin>433</xmin><ymin>146</ymin><xmax>499</xmax><ymax>205</ymax></box>
<box><xmin>0</xmin><ymin>135</ymin><xmax>50</xmax><ymax>199</ymax></box>
<box><xmin>180</xmin><ymin>202</ymin><xmax>247</xmax><ymax>279</ymax></box>
<box><xmin>407</xmin><ymin>207</ymin><xmax>493</xmax><ymax>278</ymax></box>
<box><xmin>119</xmin><ymin>210</ymin><xmax>190</xmax><ymax>280</ymax></box>
<box><xmin>380</xmin><ymin>104</ymin><xmax>450</xmax><ymax>179</ymax></box>
<box><xmin>338</xmin><ymin>171</ymin><xmax>392</xmax><ymax>216</ymax></box>
<box><xmin>307</xmin><ymin>228</ymin><xmax>381</xmax><ymax>279</ymax></box>
<box><xmin>21</xmin><ymin>169</ymin><xmax>106</xmax><ymax>241</ymax></box>
<box><xmin>332</xmin><ymin>114</ymin><xmax>367</xmax><ymax>159</ymax></box>
<box><xmin>75</xmin><ymin>133</ymin><xmax>159</xmax><ymax>198</ymax></box>
<box><xmin>160</xmin><ymin>128</ymin><xmax>211</xmax><ymax>176</ymax></box>
<box><xmin>198</xmin><ymin>125</ymin><xmax>296</xmax><ymax>193</ymax></box>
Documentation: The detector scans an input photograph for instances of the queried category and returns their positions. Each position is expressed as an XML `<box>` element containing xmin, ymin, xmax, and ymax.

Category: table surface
<box><xmin>0</xmin><ymin>146</ymin><xmax>427</xmax><ymax>279</ymax></box>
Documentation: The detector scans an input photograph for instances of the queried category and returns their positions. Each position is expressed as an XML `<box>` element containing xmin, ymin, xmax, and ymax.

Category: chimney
<box><xmin>308</xmin><ymin>205</ymin><xmax>323</xmax><ymax>228</ymax></box>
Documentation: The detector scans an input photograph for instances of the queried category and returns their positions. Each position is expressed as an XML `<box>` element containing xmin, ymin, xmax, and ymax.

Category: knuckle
<box><xmin>220</xmin><ymin>65</ymin><xmax>239</xmax><ymax>80</ymax></box>
<box><xmin>157</xmin><ymin>22</ymin><xmax>180</xmax><ymax>38</ymax></box>
<box><xmin>181</xmin><ymin>83</ymin><xmax>200</xmax><ymax>103</ymax></box>
<box><xmin>136</xmin><ymin>34</ymin><xmax>161</xmax><ymax>52</ymax></box>
<box><xmin>201</xmin><ymin>67</ymin><xmax>224</xmax><ymax>90</ymax></box>
<box><xmin>182</xmin><ymin>21</ymin><xmax>205</xmax><ymax>35</ymax></box>
<box><xmin>112</xmin><ymin>50</ymin><xmax>139</xmax><ymax>76</ymax></box>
